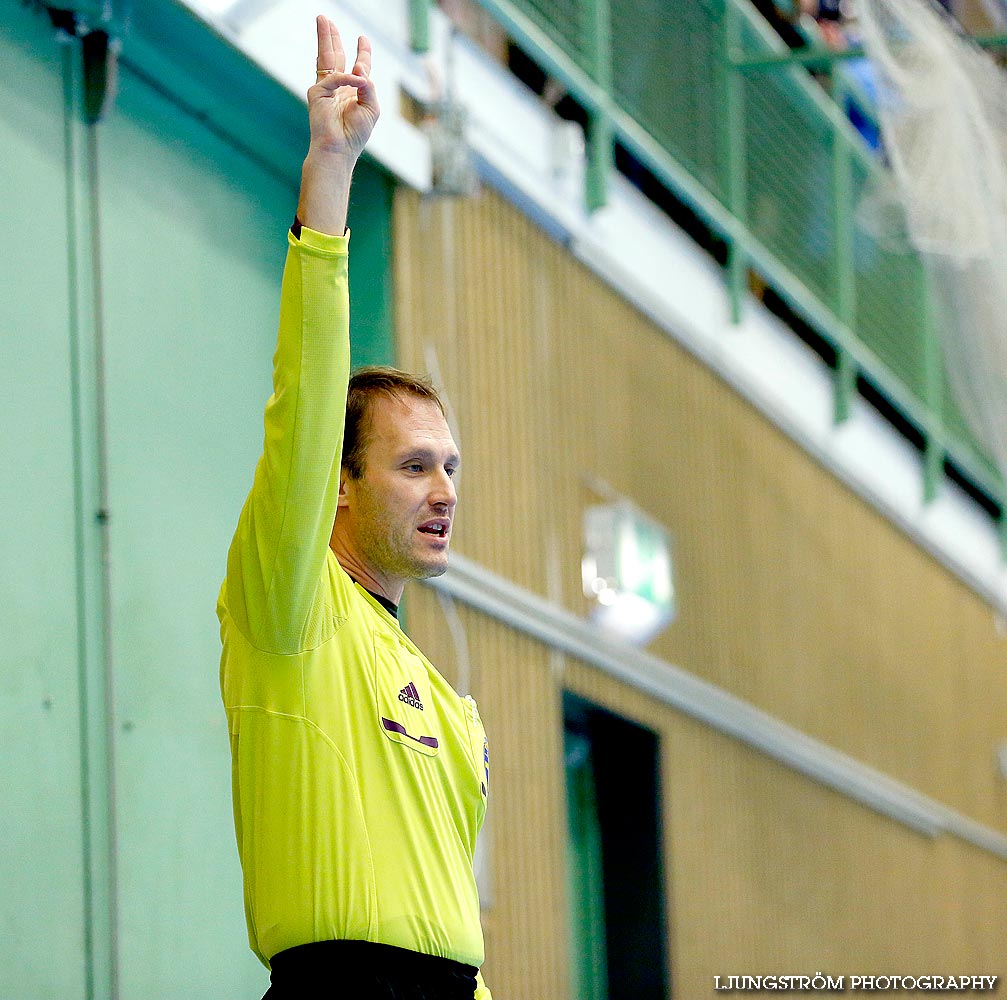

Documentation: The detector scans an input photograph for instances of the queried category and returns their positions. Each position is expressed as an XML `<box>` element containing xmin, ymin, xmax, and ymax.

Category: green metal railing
<box><xmin>409</xmin><ymin>0</ymin><xmax>1005</xmax><ymax>546</ymax></box>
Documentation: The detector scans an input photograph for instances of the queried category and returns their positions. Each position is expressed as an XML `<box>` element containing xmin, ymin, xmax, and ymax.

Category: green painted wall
<box><xmin>2</xmin><ymin>9</ymin><xmax>88</xmax><ymax>1000</ymax></box>
<box><xmin>2</xmin><ymin>4</ymin><xmax>394</xmax><ymax>998</ymax></box>
<box><xmin>348</xmin><ymin>163</ymin><xmax>397</xmax><ymax>369</ymax></box>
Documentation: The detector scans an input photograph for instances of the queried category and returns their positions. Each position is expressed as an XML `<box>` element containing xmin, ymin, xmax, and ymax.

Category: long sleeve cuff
<box><xmin>290</xmin><ymin>216</ymin><xmax>350</xmax><ymax>251</ymax></box>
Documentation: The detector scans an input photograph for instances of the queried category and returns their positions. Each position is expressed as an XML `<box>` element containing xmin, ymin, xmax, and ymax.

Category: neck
<box><xmin>328</xmin><ymin>535</ymin><xmax>405</xmax><ymax>605</ymax></box>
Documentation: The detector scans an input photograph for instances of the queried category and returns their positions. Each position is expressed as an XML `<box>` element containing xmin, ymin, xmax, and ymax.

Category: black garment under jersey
<box><xmin>263</xmin><ymin>940</ymin><xmax>479</xmax><ymax>1000</ymax></box>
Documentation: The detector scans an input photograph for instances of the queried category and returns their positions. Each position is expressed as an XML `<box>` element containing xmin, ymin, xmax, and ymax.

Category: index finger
<box><xmin>316</xmin><ymin>15</ymin><xmax>346</xmax><ymax>74</ymax></box>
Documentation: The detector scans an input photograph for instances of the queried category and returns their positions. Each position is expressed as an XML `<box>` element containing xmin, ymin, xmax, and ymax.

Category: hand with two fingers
<box><xmin>298</xmin><ymin>14</ymin><xmax>381</xmax><ymax>235</ymax></box>
<box><xmin>308</xmin><ymin>14</ymin><xmax>380</xmax><ymax>161</ymax></box>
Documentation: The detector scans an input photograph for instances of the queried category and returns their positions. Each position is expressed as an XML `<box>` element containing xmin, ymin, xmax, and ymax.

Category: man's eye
<box><xmin>406</xmin><ymin>463</ymin><xmax>423</xmax><ymax>473</ymax></box>
<box><xmin>446</xmin><ymin>467</ymin><xmax>456</xmax><ymax>478</ymax></box>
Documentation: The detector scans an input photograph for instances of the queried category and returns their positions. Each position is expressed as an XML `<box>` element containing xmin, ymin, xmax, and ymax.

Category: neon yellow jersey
<box><xmin>218</xmin><ymin>227</ymin><xmax>490</xmax><ymax>997</ymax></box>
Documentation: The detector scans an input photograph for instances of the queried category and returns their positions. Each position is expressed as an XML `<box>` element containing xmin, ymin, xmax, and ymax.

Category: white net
<box><xmin>858</xmin><ymin>0</ymin><xmax>1007</xmax><ymax>483</ymax></box>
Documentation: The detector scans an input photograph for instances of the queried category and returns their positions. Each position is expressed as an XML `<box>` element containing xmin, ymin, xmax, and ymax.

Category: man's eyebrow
<box><xmin>398</xmin><ymin>447</ymin><xmax>461</xmax><ymax>465</ymax></box>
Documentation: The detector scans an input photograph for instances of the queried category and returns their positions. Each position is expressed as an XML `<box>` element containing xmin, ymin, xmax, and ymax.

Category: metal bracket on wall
<box><xmin>47</xmin><ymin>3</ymin><xmax>125</xmax><ymax>123</ymax></box>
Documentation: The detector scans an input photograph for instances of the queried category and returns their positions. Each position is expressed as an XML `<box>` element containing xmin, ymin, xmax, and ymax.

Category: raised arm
<box><xmin>224</xmin><ymin>18</ymin><xmax>379</xmax><ymax>653</ymax></box>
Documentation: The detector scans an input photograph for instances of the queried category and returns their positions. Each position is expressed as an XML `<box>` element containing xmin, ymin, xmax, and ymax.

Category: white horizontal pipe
<box><xmin>426</xmin><ymin>553</ymin><xmax>1007</xmax><ymax>859</ymax></box>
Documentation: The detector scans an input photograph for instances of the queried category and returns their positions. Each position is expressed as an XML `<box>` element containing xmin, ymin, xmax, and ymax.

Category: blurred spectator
<box><xmin>842</xmin><ymin>56</ymin><xmax>881</xmax><ymax>153</ymax></box>
<box><xmin>808</xmin><ymin>0</ymin><xmax>849</xmax><ymax>50</ymax></box>
<box><xmin>796</xmin><ymin>0</ymin><xmax>882</xmax><ymax>152</ymax></box>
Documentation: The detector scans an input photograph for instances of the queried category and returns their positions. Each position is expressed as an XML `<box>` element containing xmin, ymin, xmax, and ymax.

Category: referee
<box><xmin>217</xmin><ymin>17</ymin><xmax>492</xmax><ymax>999</ymax></box>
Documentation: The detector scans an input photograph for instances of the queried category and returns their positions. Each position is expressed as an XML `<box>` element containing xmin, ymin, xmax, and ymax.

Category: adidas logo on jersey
<box><xmin>398</xmin><ymin>682</ymin><xmax>423</xmax><ymax>711</ymax></box>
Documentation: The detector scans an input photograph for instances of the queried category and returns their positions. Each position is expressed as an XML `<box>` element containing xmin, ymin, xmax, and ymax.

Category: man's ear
<box><xmin>337</xmin><ymin>467</ymin><xmax>351</xmax><ymax>508</ymax></box>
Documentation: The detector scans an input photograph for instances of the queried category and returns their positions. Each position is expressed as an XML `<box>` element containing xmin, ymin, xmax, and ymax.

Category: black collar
<box><xmin>351</xmin><ymin>579</ymin><xmax>398</xmax><ymax>620</ymax></box>
<box><xmin>367</xmin><ymin>589</ymin><xmax>399</xmax><ymax>620</ymax></box>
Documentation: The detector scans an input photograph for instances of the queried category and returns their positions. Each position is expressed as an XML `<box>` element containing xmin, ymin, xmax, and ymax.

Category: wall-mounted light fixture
<box><xmin>581</xmin><ymin>501</ymin><xmax>675</xmax><ymax>646</ymax></box>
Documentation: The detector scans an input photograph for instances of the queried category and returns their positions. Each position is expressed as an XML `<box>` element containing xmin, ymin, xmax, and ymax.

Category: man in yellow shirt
<box><xmin>218</xmin><ymin>17</ymin><xmax>491</xmax><ymax>999</ymax></box>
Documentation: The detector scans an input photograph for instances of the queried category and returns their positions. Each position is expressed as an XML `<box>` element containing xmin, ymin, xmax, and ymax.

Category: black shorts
<box><xmin>262</xmin><ymin>940</ymin><xmax>479</xmax><ymax>1000</ymax></box>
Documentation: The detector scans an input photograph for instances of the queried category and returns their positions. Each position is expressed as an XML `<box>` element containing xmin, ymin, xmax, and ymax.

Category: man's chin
<box><xmin>413</xmin><ymin>551</ymin><xmax>450</xmax><ymax>580</ymax></box>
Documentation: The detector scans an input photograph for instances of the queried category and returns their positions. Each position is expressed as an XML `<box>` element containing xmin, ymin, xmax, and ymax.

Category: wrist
<box><xmin>302</xmin><ymin>147</ymin><xmax>358</xmax><ymax>179</ymax></box>
<box><xmin>297</xmin><ymin>151</ymin><xmax>355</xmax><ymax>236</ymax></box>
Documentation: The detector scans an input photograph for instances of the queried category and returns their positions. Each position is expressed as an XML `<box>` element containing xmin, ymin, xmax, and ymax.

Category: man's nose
<box><xmin>430</xmin><ymin>469</ymin><xmax>457</xmax><ymax>508</ymax></box>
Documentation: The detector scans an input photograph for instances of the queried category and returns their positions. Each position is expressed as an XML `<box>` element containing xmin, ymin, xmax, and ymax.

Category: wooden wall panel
<box><xmin>392</xmin><ymin>185</ymin><xmax>1007</xmax><ymax>993</ymax></box>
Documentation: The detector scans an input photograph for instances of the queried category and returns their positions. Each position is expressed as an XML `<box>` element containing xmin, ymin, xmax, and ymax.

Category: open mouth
<box><xmin>418</xmin><ymin>521</ymin><xmax>449</xmax><ymax>537</ymax></box>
